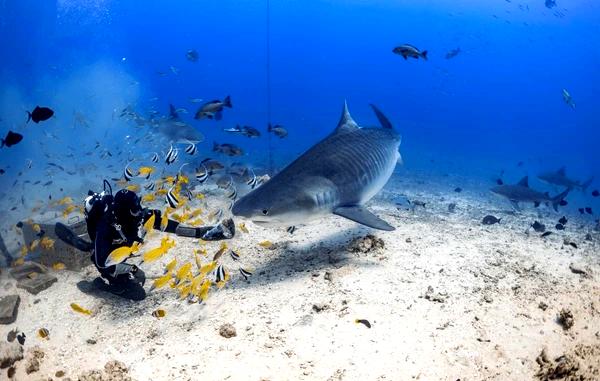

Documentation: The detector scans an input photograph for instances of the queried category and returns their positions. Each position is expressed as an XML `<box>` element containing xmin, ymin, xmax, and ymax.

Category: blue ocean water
<box><xmin>0</xmin><ymin>0</ymin><xmax>599</xmax><ymax>247</ymax></box>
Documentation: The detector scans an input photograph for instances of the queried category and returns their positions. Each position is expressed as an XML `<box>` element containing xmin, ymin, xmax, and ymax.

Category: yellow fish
<box><xmin>199</xmin><ymin>261</ymin><xmax>217</xmax><ymax>277</ymax></box>
<box><xmin>178</xmin><ymin>283</ymin><xmax>192</xmax><ymax>300</ymax></box>
<box><xmin>29</xmin><ymin>239</ymin><xmax>40</xmax><ymax>251</ymax></box>
<box><xmin>56</xmin><ymin>196</ymin><xmax>73</xmax><ymax>206</ymax></box>
<box><xmin>258</xmin><ymin>240</ymin><xmax>273</xmax><ymax>249</ymax></box>
<box><xmin>189</xmin><ymin>209</ymin><xmax>203</xmax><ymax>218</ymax></box>
<box><xmin>152</xmin><ymin>309</ymin><xmax>166</xmax><ymax>318</ymax></box>
<box><xmin>19</xmin><ymin>245</ymin><xmax>28</xmax><ymax>256</ymax></box>
<box><xmin>195</xmin><ymin>193</ymin><xmax>205</xmax><ymax>200</ymax></box>
<box><xmin>40</xmin><ymin>237</ymin><xmax>55</xmax><ymax>250</ymax></box>
<box><xmin>105</xmin><ymin>246</ymin><xmax>134</xmax><ymax>267</ymax></box>
<box><xmin>143</xmin><ymin>213</ymin><xmax>156</xmax><ymax>236</ymax></box>
<box><xmin>137</xmin><ymin>166</ymin><xmax>155</xmax><ymax>178</ymax></box>
<box><xmin>63</xmin><ymin>204</ymin><xmax>76</xmax><ymax>217</ymax></box>
<box><xmin>175</xmin><ymin>262</ymin><xmax>192</xmax><ymax>283</ymax></box>
<box><xmin>142</xmin><ymin>194</ymin><xmax>156</xmax><ymax>203</ymax></box>
<box><xmin>70</xmin><ymin>303</ymin><xmax>92</xmax><ymax>316</ymax></box>
<box><xmin>198</xmin><ymin>280</ymin><xmax>211</xmax><ymax>301</ymax></box>
<box><xmin>164</xmin><ymin>176</ymin><xmax>176</xmax><ymax>184</ymax></box>
<box><xmin>156</xmin><ymin>189</ymin><xmax>168</xmax><ymax>196</ymax></box>
<box><xmin>32</xmin><ymin>224</ymin><xmax>41</xmax><ymax>233</ymax></box>
<box><xmin>52</xmin><ymin>262</ymin><xmax>66</xmax><ymax>271</ymax></box>
<box><xmin>150</xmin><ymin>272</ymin><xmax>172</xmax><ymax>292</ymax></box>
<box><xmin>160</xmin><ymin>208</ymin><xmax>171</xmax><ymax>231</ymax></box>
<box><xmin>165</xmin><ymin>258</ymin><xmax>178</xmax><ymax>273</ymax></box>
<box><xmin>238</xmin><ymin>223</ymin><xmax>249</xmax><ymax>234</ymax></box>
<box><xmin>125</xmin><ymin>184</ymin><xmax>140</xmax><ymax>192</ymax></box>
<box><xmin>141</xmin><ymin>244</ymin><xmax>168</xmax><ymax>263</ymax></box>
<box><xmin>13</xmin><ymin>258</ymin><xmax>25</xmax><ymax>266</ymax></box>
<box><xmin>212</xmin><ymin>242</ymin><xmax>228</xmax><ymax>261</ymax></box>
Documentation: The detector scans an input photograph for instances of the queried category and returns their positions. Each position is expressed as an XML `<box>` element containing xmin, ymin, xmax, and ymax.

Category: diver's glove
<box><xmin>200</xmin><ymin>218</ymin><xmax>235</xmax><ymax>241</ymax></box>
<box><xmin>131</xmin><ymin>265</ymin><xmax>146</xmax><ymax>287</ymax></box>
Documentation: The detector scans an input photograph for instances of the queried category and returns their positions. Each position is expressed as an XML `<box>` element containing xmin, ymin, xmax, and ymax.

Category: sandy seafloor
<box><xmin>1</xmin><ymin>171</ymin><xmax>599</xmax><ymax>381</ymax></box>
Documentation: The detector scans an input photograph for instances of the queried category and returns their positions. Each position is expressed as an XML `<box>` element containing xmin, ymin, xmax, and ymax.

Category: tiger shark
<box><xmin>231</xmin><ymin>102</ymin><xmax>401</xmax><ymax>231</ymax></box>
<box><xmin>537</xmin><ymin>167</ymin><xmax>593</xmax><ymax>192</ymax></box>
<box><xmin>490</xmin><ymin>176</ymin><xmax>570</xmax><ymax>211</ymax></box>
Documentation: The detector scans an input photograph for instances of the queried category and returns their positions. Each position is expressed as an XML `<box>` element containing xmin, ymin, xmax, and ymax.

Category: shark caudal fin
<box><xmin>551</xmin><ymin>188</ymin><xmax>571</xmax><ymax>212</ymax></box>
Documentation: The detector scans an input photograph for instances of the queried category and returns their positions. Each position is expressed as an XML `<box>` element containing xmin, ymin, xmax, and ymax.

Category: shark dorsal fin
<box><xmin>370</xmin><ymin>104</ymin><xmax>393</xmax><ymax>129</ymax></box>
<box><xmin>557</xmin><ymin>166</ymin><xmax>566</xmax><ymax>175</ymax></box>
<box><xmin>169</xmin><ymin>104</ymin><xmax>178</xmax><ymax>119</ymax></box>
<box><xmin>517</xmin><ymin>176</ymin><xmax>529</xmax><ymax>187</ymax></box>
<box><xmin>335</xmin><ymin>100</ymin><xmax>359</xmax><ymax>133</ymax></box>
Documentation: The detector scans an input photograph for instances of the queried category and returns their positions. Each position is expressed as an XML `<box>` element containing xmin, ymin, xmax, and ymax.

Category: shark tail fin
<box><xmin>421</xmin><ymin>50</ymin><xmax>428</xmax><ymax>60</ymax></box>
<box><xmin>223</xmin><ymin>95</ymin><xmax>232</xmax><ymax>108</ymax></box>
<box><xmin>582</xmin><ymin>177</ymin><xmax>594</xmax><ymax>192</ymax></box>
<box><xmin>551</xmin><ymin>188</ymin><xmax>571</xmax><ymax>212</ymax></box>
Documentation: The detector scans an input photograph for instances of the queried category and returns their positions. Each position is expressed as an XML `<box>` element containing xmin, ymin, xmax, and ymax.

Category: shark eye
<box><xmin>261</xmin><ymin>209</ymin><xmax>269</xmax><ymax>215</ymax></box>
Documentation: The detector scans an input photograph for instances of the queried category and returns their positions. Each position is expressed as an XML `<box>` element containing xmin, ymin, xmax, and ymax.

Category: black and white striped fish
<box><xmin>224</xmin><ymin>186</ymin><xmax>237</xmax><ymax>200</ymax></box>
<box><xmin>165</xmin><ymin>146</ymin><xmax>178</xmax><ymax>165</ymax></box>
<box><xmin>166</xmin><ymin>186</ymin><xmax>179</xmax><ymax>208</ymax></box>
<box><xmin>151</xmin><ymin>152</ymin><xmax>160</xmax><ymax>163</ymax></box>
<box><xmin>185</xmin><ymin>188</ymin><xmax>193</xmax><ymax>201</ymax></box>
<box><xmin>215</xmin><ymin>264</ymin><xmax>226</xmax><ymax>283</ymax></box>
<box><xmin>124</xmin><ymin>164</ymin><xmax>135</xmax><ymax>182</ymax></box>
<box><xmin>144</xmin><ymin>182</ymin><xmax>155</xmax><ymax>191</ymax></box>
<box><xmin>184</xmin><ymin>142</ymin><xmax>197</xmax><ymax>155</ymax></box>
<box><xmin>196</xmin><ymin>165</ymin><xmax>209</xmax><ymax>183</ymax></box>
<box><xmin>246</xmin><ymin>168</ymin><xmax>257</xmax><ymax>189</ymax></box>
<box><xmin>229</xmin><ymin>250</ymin><xmax>240</xmax><ymax>261</ymax></box>
<box><xmin>239</xmin><ymin>267</ymin><xmax>252</xmax><ymax>280</ymax></box>
<box><xmin>286</xmin><ymin>226</ymin><xmax>296</xmax><ymax>234</ymax></box>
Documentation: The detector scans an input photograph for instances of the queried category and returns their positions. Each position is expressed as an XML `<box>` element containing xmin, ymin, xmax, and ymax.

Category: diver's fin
<box><xmin>333</xmin><ymin>206</ymin><xmax>395</xmax><ymax>231</ymax></box>
<box><xmin>335</xmin><ymin>100</ymin><xmax>359</xmax><ymax>133</ymax></box>
<box><xmin>369</xmin><ymin>104</ymin><xmax>393</xmax><ymax>129</ymax></box>
<box><xmin>517</xmin><ymin>176</ymin><xmax>529</xmax><ymax>187</ymax></box>
<box><xmin>55</xmin><ymin>222</ymin><xmax>93</xmax><ymax>252</ymax></box>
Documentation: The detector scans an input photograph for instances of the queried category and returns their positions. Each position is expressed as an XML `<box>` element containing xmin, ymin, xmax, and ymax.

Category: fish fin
<box><xmin>402</xmin><ymin>54</ymin><xmax>407</xmax><ymax>60</ymax></box>
<box><xmin>369</xmin><ymin>104</ymin><xmax>393</xmax><ymax>129</ymax></box>
<box><xmin>551</xmin><ymin>188</ymin><xmax>571</xmax><ymax>212</ymax></box>
<box><xmin>26</xmin><ymin>111</ymin><xmax>32</xmax><ymax>123</ymax></box>
<box><xmin>421</xmin><ymin>50</ymin><xmax>428</xmax><ymax>60</ymax></box>
<box><xmin>335</xmin><ymin>100</ymin><xmax>359</xmax><ymax>133</ymax></box>
<box><xmin>557</xmin><ymin>166</ymin><xmax>566</xmax><ymax>175</ymax></box>
<box><xmin>215</xmin><ymin>110</ymin><xmax>223</xmax><ymax>120</ymax></box>
<box><xmin>333</xmin><ymin>206</ymin><xmax>395</xmax><ymax>231</ymax></box>
<box><xmin>223</xmin><ymin>95</ymin><xmax>232</xmax><ymax>108</ymax></box>
<box><xmin>397</xmin><ymin>152</ymin><xmax>403</xmax><ymax>166</ymax></box>
<box><xmin>517</xmin><ymin>176</ymin><xmax>529</xmax><ymax>187</ymax></box>
<box><xmin>510</xmin><ymin>200</ymin><xmax>521</xmax><ymax>211</ymax></box>
<box><xmin>581</xmin><ymin>177</ymin><xmax>594</xmax><ymax>192</ymax></box>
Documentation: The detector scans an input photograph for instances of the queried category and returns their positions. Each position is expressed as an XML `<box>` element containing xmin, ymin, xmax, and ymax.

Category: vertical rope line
<box><xmin>266</xmin><ymin>0</ymin><xmax>273</xmax><ymax>174</ymax></box>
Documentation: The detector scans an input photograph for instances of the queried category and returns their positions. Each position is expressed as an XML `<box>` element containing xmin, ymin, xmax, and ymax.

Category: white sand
<box><xmin>1</xmin><ymin>174</ymin><xmax>599</xmax><ymax>380</ymax></box>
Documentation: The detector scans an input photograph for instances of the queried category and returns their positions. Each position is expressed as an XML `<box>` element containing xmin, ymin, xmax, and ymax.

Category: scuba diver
<box><xmin>55</xmin><ymin>180</ymin><xmax>235</xmax><ymax>300</ymax></box>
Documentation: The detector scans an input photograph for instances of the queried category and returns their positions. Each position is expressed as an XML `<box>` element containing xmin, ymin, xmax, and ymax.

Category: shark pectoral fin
<box><xmin>333</xmin><ymin>206</ymin><xmax>395</xmax><ymax>231</ymax></box>
<box><xmin>510</xmin><ymin>200</ymin><xmax>521</xmax><ymax>211</ymax></box>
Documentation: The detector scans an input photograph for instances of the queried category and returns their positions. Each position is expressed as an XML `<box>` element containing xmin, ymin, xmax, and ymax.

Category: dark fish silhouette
<box><xmin>482</xmin><ymin>215</ymin><xmax>501</xmax><ymax>225</ymax></box>
<box><xmin>531</xmin><ymin>221</ymin><xmax>545</xmax><ymax>232</ymax></box>
<box><xmin>454</xmin><ymin>187</ymin><xmax>462</xmax><ymax>193</ymax></box>
<box><xmin>1</xmin><ymin>130</ymin><xmax>23</xmax><ymax>148</ymax></box>
<box><xmin>393</xmin><ymin>44</ymin><xmax>428</xmax><ymax>60</ymax></box>
<box><xmin>27</xmin><ymin>106</ymin><xmax>54</xmax><ymax>123</ymax></box>
<box><xmin>555</xmin><ymin>223</ymin><xmax>565</xmax><ymax>230</ymax></box>
<box><xmin>186</xmin><ymin>49</ymin><xmax>199</xmax><ymax>62</ymax></box>
<box><xmin>592</xmin><ymin>190</ymin><xmax>599</xmax><ymax>197</ymax></box>
<box><xmin>541</xmin><ymin>231</ymin><xmax>552</xmax><ymax>237</ymax></box>
<box><xmin>558</xmin><ymin>216</ymin><xmax>567</xmax><ymax>225</ymax></box>
<box><xmin>585</xmin><ymin>207</ymin><xmax>593</xmax><ymax>214</ymax></box>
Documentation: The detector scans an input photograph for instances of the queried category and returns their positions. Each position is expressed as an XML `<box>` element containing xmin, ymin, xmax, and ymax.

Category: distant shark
<box><xmin>537</xmin><ymin>167</ymin><xmax>593</xmax><ymax>192</ymax></box>
<box><xmin>491</xmin><ymin>176</ymin><xmax>570</xmax><ymax>211</ymax></box>
<box><xmin>232</xmin><ymin>102</ymin><xmax>401</xmax><ymax>231</ymax></box>
<box><xmin>155</xmin><ymin>104</ymin><xmax>204</xmax><ymax>143</ymax></box>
